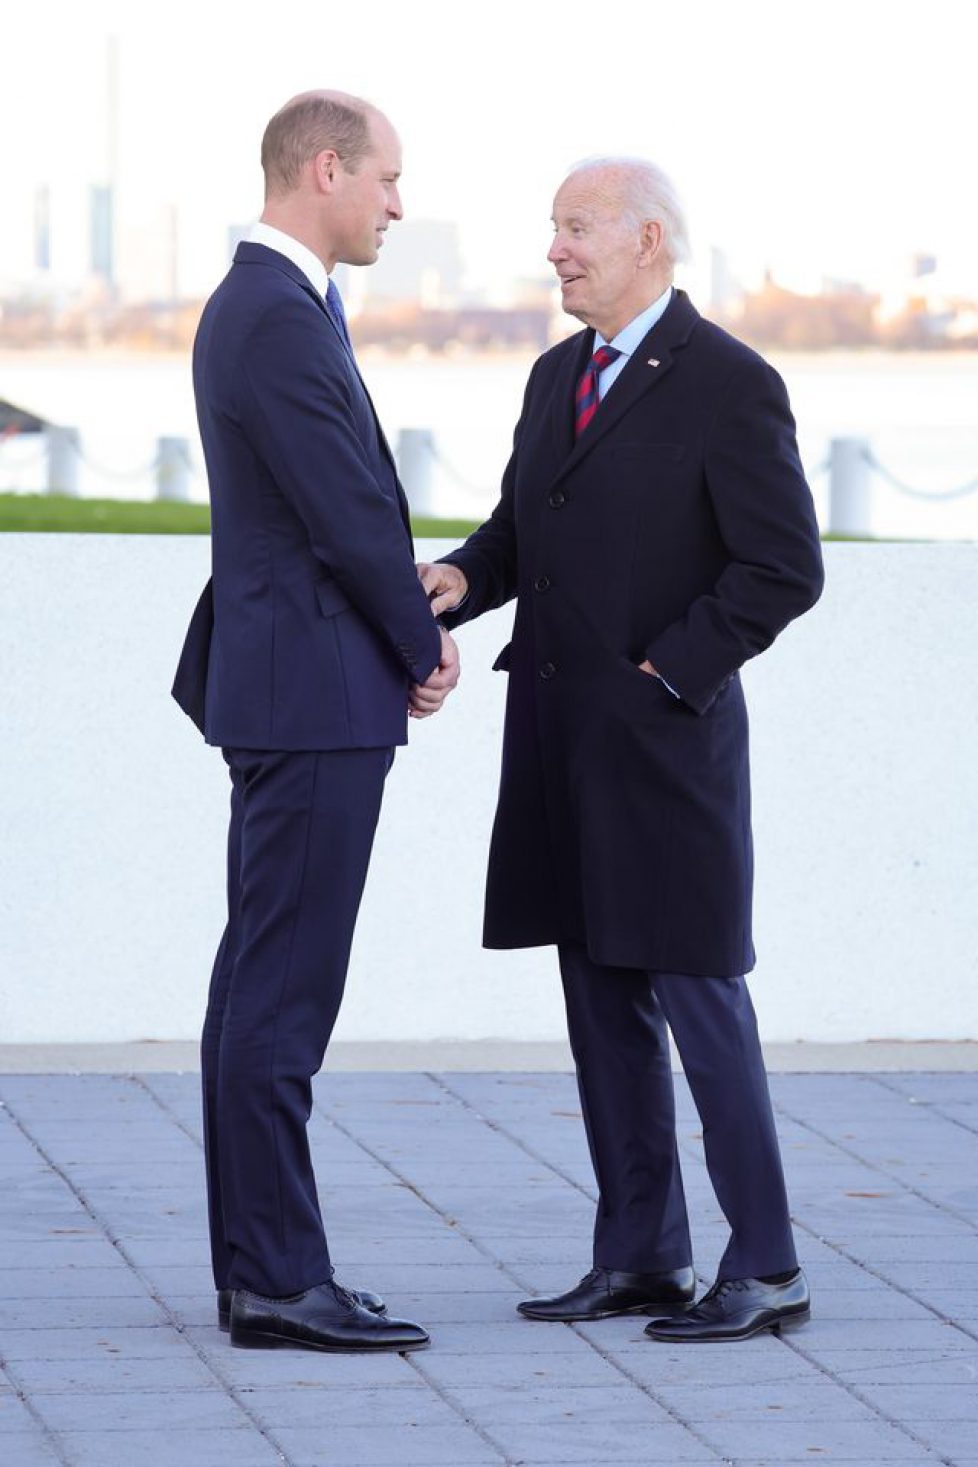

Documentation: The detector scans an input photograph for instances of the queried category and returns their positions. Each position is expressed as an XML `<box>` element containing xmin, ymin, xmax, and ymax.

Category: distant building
<box><xmin>34</xmin><ymin>187</ymin><xmax>51</xmax><ymax>273</ymax></box>
<box><xmin>362</xmin><ymin>220</ymin><xmax>463</xmax><ymax>308</ymax></box>
<box><xmin>90</xmin><ymin>185</ymin><xmax>115</xmax><ymax>288</ymax></box>
<box><xmin>709</xmin><ymin>247</ymin><xmax>742</xmax><ymax>318</ymax></box>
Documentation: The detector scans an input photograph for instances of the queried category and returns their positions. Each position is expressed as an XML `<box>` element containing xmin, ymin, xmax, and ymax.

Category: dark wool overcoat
<box><xmin>442</xmin><ymin>291</ymin><xmax>824</xmax><ymax>977</ymax></box>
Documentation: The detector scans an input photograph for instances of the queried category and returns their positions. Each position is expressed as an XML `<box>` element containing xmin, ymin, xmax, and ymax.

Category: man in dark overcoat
<box><xmin>420</xmin><ymin>157</ymin><xmax>824</xmax><ymax>1342</ymax></box>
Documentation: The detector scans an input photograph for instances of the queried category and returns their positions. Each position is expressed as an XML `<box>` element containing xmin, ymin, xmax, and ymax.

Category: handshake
<box><xmin>408</xmin><ymin>561</ymin><xmax>470</xmax><ymax>720</ymax></box>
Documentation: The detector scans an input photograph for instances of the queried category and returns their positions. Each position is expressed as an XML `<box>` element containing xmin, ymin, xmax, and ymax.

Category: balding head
<box><xmin>261</xmin><ymin>90</ymin><xmax>377</xmax><ymax>200</ymax></box>
<box><xmin>548</xmin><ymin>156</ymin><xmax>686</xmax><ymax>338</ymax></box>
<box><xmin>563</xmin><ymin>157</ymin><xmax>690</xmax><ymax>267</ymax></box>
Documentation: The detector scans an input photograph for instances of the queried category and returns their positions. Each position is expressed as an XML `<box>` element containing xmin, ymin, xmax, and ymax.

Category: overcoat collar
<box><xmin>550</xmin><ymin>288</ymin><xmax>700</xmax><ymax>483</ymax></box>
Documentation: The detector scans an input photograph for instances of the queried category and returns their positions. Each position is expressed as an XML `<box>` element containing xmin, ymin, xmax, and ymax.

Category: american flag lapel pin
<box><xmin>647</xmin><ymin>357</ymin><xmax>660</xmax><ymax>367</ymax></box>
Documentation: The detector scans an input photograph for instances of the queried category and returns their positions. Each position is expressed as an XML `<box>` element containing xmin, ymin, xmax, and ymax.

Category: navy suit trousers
<box><xmin>201</xmin><ymin>745</ymin><xmax>391</xmax><ymax>1297</ymax></box>
<box><xmin>558</xmin><ymin>943</ymin><xmax>798</xmax><ymax>1281</ymax></box>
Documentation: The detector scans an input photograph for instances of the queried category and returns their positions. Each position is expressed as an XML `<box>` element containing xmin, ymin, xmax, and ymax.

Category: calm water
<box><xmin>2</xmin><ymin>349</ymin><xmax>977</xmax><ymax>539</ymax></box>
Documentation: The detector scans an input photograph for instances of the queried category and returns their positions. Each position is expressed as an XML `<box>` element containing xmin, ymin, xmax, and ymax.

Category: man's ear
<box><xmin>639</xmin><ymin>219</ymin><xmax>663</xmax><ymax>267</ymax></box>
<box><xmin>312</xmin><ymin>149</ymin><xmax>341</xmax><ymax>194</ymax></box>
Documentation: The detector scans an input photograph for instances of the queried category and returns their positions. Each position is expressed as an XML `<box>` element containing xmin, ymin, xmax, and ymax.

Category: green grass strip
<box><xmin>0</xmin><ymin>494</ymin><xmax>478</xmax><ymax>538</ymax></box>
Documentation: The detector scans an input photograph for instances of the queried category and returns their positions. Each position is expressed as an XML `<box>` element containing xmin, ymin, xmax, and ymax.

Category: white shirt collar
<box><xmin>595</xmin><ymin>285</ymin><xmax>673</xmax><ymax>357</ymax></box>
<box><xmin>246</xmin><ymin>221</ymin><xmax>329</xmax><ymax>299</ymax></box>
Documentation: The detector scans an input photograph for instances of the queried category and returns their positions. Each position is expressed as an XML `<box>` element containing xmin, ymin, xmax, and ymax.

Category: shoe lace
<box><xmin>330</xmin><ymin>1280</ymin><xmax>360</xmax><ymax>1311</ymax></box>
<box><xmin>701</xmin><ymin>1278</ymin><xmax>750</xmax><ymax>1305</ymax></box>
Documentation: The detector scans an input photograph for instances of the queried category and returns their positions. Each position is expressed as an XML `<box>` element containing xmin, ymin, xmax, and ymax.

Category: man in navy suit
<box><xmin>420</xmin><ymin>158</ymin><xmax>824</xmax><ymax>1342</ymax></box>
<box><xmin>173</xmin><ymin>91</ymin><xmax>455</xmax><ymax>1353</ymax></box>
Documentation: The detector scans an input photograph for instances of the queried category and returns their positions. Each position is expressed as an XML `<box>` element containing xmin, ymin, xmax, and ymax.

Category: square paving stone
<box><xmin>0</xmin><ymin>1240</ymin><xmax>127</xmax><ymax>1271</ymax></box>
<box><xmin>0</xmin><ymin>1433</ymin><xmax>63</xmax><ymax>1464</ymax></box>
<box><xmin>412</xmin><ymin>1321</ymin><xmax>599</xmax><ymax>1355</ymax></box>
<box><xmin>0</xmin><ymin>1295</ymin><xmax>168</xmax><ymax>1330</ymax></box>
<box><xmin>691</xmin><ymin>1416</ymin><xmax>941</xmax><ymax>1460</ymax></box>
<box><xmin>902</xmin><ymin>1418</ymin><xmax>978</xmax><ymax>1457</ymax></box>
<box><xmin>441</xmin><ymin>1383</ymin><xmax>671</xmax><ymax>1428</ymax></box>
<box><xmin>415</xmin><ymin>1350</ymin><xmax>628</xmax><ymax>1391</ymax></box>
<box><xmin>272</xmin><ymin>1423</ymin><xmax>502</xmax><ymax>1465</ymax></box>
<box><xmin>799</xmin><ymin>1318</ymin><xmax>978</xmax><ymax>1351</ymax></box>
<box><xmin>472</xmin><ymin>1418</ymin><xmax>716</xmax><ymax>1463</ymax></box>
<box><xmin>51</xmin><ymin>1426</ymin><xmax>284</xmax><ymax>1466</ymax></box>
<box><xmin>34</xmin><ymin>1388</ymin><xmax>248</xmax><ymax>1433</ymax></box>
<box><xmin>0</xmin><ymin>1390</ymin><xmax>39</xmax><ymax>1432</ymax></box>
<box><xmin>652</xmin><ymin>1377</ymin><xmax>879</xmax><ymax>1424</ymax></box>
<box><xmin>8</xmin><ymin>1354</ymin><xmax>220</xmax><ymax>1395</ymax></box>
<box><xmin>195</xmin><ymin>1339</ymin><xmax>422</xmax><ymax>1389</ymax></box>
<box><xmin>0</xmin><ymin>1267</ymin><xmax>148</xmax><ymax>1301</ymax></box>
<box><xmin>0</xmin><ymin>1325</ymin><xmax>199</xmax><ymax>1362</ymax></box>
<box><xmin>241</xmin><ymin>1384</ymin><xmax>460</xmax><ymax>1431</ymax></box>
<box><xmin>804</xmin><ymin>1348</ymin><xmax>978</xmax><ymax>1383</ymax></box>
<box><xmin>856</xmin><ymin>1382</ymin><xmax>978</xmax><ymax>1420</ymax></box>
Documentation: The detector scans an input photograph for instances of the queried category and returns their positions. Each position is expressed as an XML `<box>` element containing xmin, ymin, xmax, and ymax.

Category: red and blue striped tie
<box><xmin>575</xmin><ymin>345</ymin><xmax>621</xmax><ymax>439</ymax></box>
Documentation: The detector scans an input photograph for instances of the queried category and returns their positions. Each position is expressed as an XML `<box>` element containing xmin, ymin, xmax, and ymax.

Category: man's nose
<box><xmin>547</xmin><ymin>236</ymin><xmax>566</xmax><ymax>264</ymax></box>
<box><xmin>389</xmin><ymin>187</ymin><xmax>404</xmax><ymax>221</ymax></box>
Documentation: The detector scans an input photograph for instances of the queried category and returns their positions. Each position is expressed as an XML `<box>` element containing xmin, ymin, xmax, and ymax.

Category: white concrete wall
<box><xmin>1</xmin><ymin>536</ymin><xmax>976</xmax><ymax>1045</ymax></box>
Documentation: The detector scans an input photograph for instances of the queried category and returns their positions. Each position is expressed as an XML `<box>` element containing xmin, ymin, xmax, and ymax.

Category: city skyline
<box><xmin>3</xmin><ymin>1</ymin><xmax>976</xmax><ymax>307</ymax></box>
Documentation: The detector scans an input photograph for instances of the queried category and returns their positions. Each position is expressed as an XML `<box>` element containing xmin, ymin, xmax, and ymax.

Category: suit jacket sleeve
<box><xmin>435</xmin><ymin>361</ymin><xmax>541</xmax><ymax>627</ymax></box>
<box><xmin>645</xmin><ymin>358</ymin><xmax>825</xmax><ymax>714</ymax></box>
<box><xmin>237</xmin><ymin>300</ymin><xmax>441</xmax><ymax>684</ymax></box>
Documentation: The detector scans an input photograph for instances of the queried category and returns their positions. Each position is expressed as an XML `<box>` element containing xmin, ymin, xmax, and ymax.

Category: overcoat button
<box><xmin>548</xmin><ymin>490</ymin><xmax>566</xmax><ymax>508</ymax></box>
<box><xmin>539</xmin><ymin>662</ymin><xmax>556</xmax><ymax>680</ymax></box>
<box><xmin>534</xmin><ymin>575</ymin><xmax>551</xmax><ymax>592</ymax></box>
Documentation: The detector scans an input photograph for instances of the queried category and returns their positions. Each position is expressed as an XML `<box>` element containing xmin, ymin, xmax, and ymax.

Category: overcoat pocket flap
<box><xmin>492</xmin><ymin>641</ymin><xmax>513</xmax><ymax>672</ymax></box>
<box><xmin>315</xmin><ymin>578</ymin><xmax>354</xmax><ymax>618</ymax></box>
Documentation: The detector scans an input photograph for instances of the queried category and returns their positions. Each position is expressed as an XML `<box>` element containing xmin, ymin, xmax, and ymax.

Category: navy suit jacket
<box><xmin>172</xmin><ymin>242</ymin><xmax>441</xmax><ymax>750</ymax></box>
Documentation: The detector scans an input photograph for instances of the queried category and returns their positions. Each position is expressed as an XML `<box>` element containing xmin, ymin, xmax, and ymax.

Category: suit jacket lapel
<box><xmin>234</xmin><ymin>243</ymin><xmax>412</xmax><ymax>534</ymax></box>
<box><xmin>551</xmin><ymin>290</ymin><xmax>700</xmax><ymax>486</ymax></box>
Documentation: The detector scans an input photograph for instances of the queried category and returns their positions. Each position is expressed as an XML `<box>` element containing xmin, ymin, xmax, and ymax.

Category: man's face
<box><xmin>333</xmin><ymin>112</ymin><xmax>403</xmax><ymax>266</ymax></box>
<box><xmin>547</xmin><ymin>170</ymin><xmax>648</xmax><ymax>335</ymax></box>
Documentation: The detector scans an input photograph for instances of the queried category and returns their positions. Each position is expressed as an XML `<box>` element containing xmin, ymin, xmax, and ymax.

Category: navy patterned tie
<box><xmin>575</xmin><ymin>344</ymin><xmax>621</xmax><ymax>438</ymax></box>
<box><xmin>326</xmin><ymin>277</ymin><xmax>353</xmax><ymax>350</ymax></box>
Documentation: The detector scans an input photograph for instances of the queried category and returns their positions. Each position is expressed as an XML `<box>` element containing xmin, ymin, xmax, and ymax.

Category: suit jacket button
<box><xmin>539</xmin><ymin>661</ymin><xmax>556</xmax><ymax>680</ymax></box>
<box><xmin>534</xmin><ymin>575</ymin><xmax>551</xmax><ymax>592</ymax></box>
<box><xmin>548</xmin><ymin>490</ymin><xmax>566</xmax><ymax>508</ymax></box>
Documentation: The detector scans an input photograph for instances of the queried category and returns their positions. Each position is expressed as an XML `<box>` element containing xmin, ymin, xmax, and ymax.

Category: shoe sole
<box><xmin>220</xmin><ymin>1307</ymin><xmax>387</xmax><ymax>1333</ymax></box>
<box><xmin>230</xmin><ymin>1327</ymin><xmax>428</xmax><ymax>1353</ymax></box>
<box><xmin>518</xmin><ymin>1300</ymin><xmax>695</xmax><ymax>1323</ymax></box>
<box><xmin>646</xmin><ymin>1307</ymin><xmax>811</xmax><ymax>1343</ymax></box>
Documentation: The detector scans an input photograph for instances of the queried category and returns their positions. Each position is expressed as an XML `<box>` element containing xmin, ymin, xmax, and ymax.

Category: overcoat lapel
<box><xmin>550</xmin><ymin>290</ymin><xmax>700</xmax><ymax>487</ymax></box>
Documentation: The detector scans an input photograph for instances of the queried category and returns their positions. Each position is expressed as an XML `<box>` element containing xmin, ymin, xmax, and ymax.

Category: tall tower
<box><xmin>91</xmin><ymin>35</ymin><xmax>119</xmax><ymax>291</ymax></box>
<box><xmin>34</xmin><ymin>186</ymin><xmax>51</xmax><ymax>272</ymax></box>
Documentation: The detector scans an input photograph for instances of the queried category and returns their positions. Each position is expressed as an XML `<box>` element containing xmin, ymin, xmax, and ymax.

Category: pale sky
<box><xmin>3</xmin><ymin>0</ymin><xmax>976</xmax><ymax>301</ymax></box>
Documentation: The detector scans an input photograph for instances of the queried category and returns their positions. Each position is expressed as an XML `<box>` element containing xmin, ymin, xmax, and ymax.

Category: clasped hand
<box><xmin>408</xmin><ymin>562</ymin><xmax>470</xmax><ymax>719</ymax></box>
<box><xmin>408</xmin><ymin>563</ymin><xmax>469</xmax><ymax>719</ymax></box>
<box><xmin>409</xmin><ymin>626</ymin><xmax>461</xmax><ymax>719</ymax></box>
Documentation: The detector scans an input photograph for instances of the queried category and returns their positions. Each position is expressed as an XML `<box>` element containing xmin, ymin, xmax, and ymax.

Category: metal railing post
<box><xmin>828</xmin><ymin>437</ymin><xmax>872</xmax><ymax>536</ymax></box>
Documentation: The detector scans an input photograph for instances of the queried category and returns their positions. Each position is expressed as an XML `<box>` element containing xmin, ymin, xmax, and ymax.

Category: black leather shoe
<box><xmin>645</xmin><ymin>1269</ymin><xmax>810</xmax><ymax>1342</ymax></box>
<box><xmin>517</xmin><ymin>1265</ymin><xmax>696</xmax><ymax>1322</ymax></box>
<box><xmin>228</xmin><ymin>1280</ymin><xmax>428</xmax><ymax>1352</ymax></box>
<box><xmin>217</xmin><ymin>1284</ymin><xmax>385</xmax><ymax>1332</ymax></box>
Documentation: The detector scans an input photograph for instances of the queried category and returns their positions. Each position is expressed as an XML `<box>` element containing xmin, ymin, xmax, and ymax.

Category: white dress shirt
<box><xmin>593</xmin><ymin>285</ymin><xmax>673</xmax><ymax>399</ymax></box>
<box><xmin>246</xmin><ymin>221</ymin><xmax>329</xmax><ymax>300</ymax></box>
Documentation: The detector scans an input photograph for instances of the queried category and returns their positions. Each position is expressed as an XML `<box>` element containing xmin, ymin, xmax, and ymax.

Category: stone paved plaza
<box><xmin>1</xmin><ymin>1064</ymin><xmax>977</xmax><ymax>1466</ymax></box>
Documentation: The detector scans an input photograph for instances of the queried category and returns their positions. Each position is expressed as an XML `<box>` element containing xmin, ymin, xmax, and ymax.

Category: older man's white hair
<box><xmin>568</xmin><ymin>157</ymin><xmax>691</xmax><ymax>267</ymax></box>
